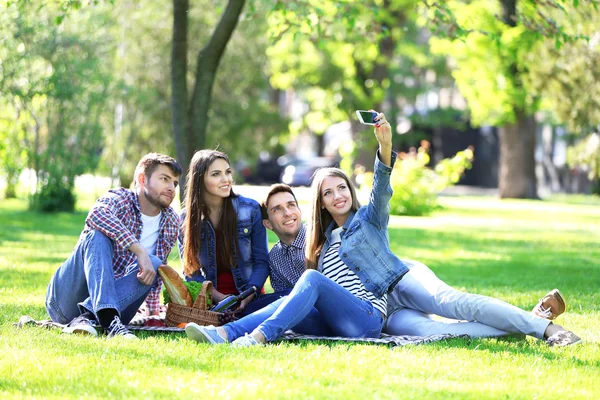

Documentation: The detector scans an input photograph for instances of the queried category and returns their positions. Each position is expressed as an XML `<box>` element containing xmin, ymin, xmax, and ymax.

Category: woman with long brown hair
<box><xmin>180</xmin><ymin>149</ymin><xmax>269</xmax><ymax>312</ymax></box>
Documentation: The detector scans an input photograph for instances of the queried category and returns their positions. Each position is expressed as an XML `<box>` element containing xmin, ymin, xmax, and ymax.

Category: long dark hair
<box><xmin>182</xmin><ymin>149</ymin><xmax>240</xmax><ymax>277</ymax></box>
<box><xmin>305</xmin><ymin>168</ymin><xmax>360</xmax><ymax>270</ymax></box>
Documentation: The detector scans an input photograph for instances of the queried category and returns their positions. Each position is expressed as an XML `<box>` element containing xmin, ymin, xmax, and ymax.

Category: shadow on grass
<box><xmin>426</xmin><ymin>336</ymin><xmax>600</xmax><ymax>368</ymax></box>
<box><xmin>111</xmin><ymin>334</ymin><xmax>600</xmax><ymax>372</ymax></box>
<box><xmin>0</xmin><ymin>303</ymin><xmax>49</xmax><ymax>326</ymax></box>
<box><xmin>0</xmin><ymin>208</ymin><xmax>86</xmax><ymax>243</ymax></box>
<box><xmin>0</xmin><ymin>268</ymin><xmax>52</xmax><ymax>292</ymax></box>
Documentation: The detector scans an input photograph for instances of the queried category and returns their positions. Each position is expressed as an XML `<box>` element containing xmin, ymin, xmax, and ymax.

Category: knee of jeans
<box><xmin>297</xmin><ymin>269</ymin><xmax>322</xmax><ymax>287</ymax></box>
<box><xmin>84</xmin><ymin>229</ymin><xmax>113</xmax><ymax>249</ymax></box>
<box><xmin>301</xmin><ymin>269</ymin><xmax>321</xmax><ymax>281</ymax></box>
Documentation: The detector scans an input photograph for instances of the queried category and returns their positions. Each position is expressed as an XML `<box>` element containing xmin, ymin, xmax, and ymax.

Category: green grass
<box><xmin>1</xmin><ymin>195</ymin><xmax>599</xmax><ymax>399</ymax></box>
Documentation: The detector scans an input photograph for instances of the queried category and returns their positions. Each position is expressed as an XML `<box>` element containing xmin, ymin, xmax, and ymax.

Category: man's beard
<box><xmin>143</xmin><ymin>187</ymin><xmax>170</xmax><ymax>209</ymax></box>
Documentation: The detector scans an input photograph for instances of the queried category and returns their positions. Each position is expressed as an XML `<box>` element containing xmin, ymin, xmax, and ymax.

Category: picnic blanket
<box><xmin>16</xmin><ymin>315</ymin><xmax>467</xmax><ymax>348</ymax></box>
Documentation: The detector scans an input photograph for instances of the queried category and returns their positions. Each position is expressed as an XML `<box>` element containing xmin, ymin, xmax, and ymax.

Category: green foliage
<box><xmin>0</xmin><ymin>102</ymin><xmax>29</xmax><ymax>198</ymax></box>
<box><xmin>359</xmin><ymin>141</ymin><xmax>474</xmax><ymax>216</ymax></box>
<box><xmin>428</xmin><ymin>1</ymin><xmax>539</xmax><ymax>126</ymax></box>
<box><xmin>3</xmin><ymin>1</ymin><xmax>113</xmax><ymax>211</ymax></box>
<box><xmin>567</xmin><ymin>132</ymin><xmax>600</xmax><ymax>183</ymax></box>
<box><xmin>265</xmin><ymin>0</ymin><xmax>451</xmax><ymax>155</ymax></box>
<box><xmin>523</xmin><ymin>3</ymin><xmax>600</xmax><ymax>134</ymax></box>
<box><xmin>31</xmin><ymin>180</ymin><xmax>76</xmax><ymax>212</ymax></box>
<box><xmin>427</xmin><ymin>0</ymin><xmax>599</xmax><ymax>130</ymax></box>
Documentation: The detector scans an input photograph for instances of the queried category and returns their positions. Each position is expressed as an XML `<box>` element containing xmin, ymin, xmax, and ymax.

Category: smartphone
<box><xmin>356</xmin><ymin>110</ymin><xmax>378</xmax><ymax>125</ymax></box>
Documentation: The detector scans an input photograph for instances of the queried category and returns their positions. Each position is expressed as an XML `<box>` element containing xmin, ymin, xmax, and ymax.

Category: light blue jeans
<box><xmin>384</xmin><ymin>261</ymin><xmax>550</xmax><ymax>339</ymax></box>
<box><xmin>223</xmin><ymin>269</ymin><xmax>384</xmax><ymax>342</ymax></box>
<box><xmin>45</xmin><ymin>230</ymin><xmax>161</xmax><ymax>325</ymax></box>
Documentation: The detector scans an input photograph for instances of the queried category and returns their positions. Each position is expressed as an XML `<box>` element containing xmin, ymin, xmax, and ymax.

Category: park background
<box><xmin>1</xmin><ymin>0</ymin><xmax>600</xmax><ymax>399</ymax></box>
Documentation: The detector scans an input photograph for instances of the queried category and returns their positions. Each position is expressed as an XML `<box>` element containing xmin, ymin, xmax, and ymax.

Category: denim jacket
<box><xmin>179</xmin><ymin>195</ymin><xmax>269</xmax><ymax>292</ymax></box>
<box><xmin>318</xmin><ymin>151</ymin><xmax>409</xmax><ymax>298</ymax></box>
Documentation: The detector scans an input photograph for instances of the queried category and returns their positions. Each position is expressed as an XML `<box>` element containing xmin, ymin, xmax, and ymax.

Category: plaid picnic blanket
<box><xmin>16</xmin><ymin>315</ymin><xmax>467</xmax><ymax>347</ymax></box>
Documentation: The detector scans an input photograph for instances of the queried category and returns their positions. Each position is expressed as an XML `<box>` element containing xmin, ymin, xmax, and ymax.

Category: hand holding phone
<box><xmin>356</xmin><ymin>110</ymin><xmax>379</xmax><ymax>125</ymax></box>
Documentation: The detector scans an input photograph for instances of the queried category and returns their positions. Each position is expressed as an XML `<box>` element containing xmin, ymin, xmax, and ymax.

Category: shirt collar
<box><xmin>325</xmin><ymin>210</ymin><xmax>356</xmax><ymax>239</ymax></box>
<box><xmin>280</xmin><ymin>224</ymin><xmax>306</xmax><ymax>251</ymax></box>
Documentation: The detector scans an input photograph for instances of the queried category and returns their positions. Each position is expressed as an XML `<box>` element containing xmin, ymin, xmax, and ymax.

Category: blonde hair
<box><xmin>305</xmin><ymin>168</ymin><xmax>360</xmax><ymax>270</ymax></box>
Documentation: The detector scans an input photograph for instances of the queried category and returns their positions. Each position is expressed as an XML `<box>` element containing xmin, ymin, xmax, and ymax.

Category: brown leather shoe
<box><xmin>532</xmin><ymin>289</ymin><xmax>566</xmax><ymax>320</ymax></box>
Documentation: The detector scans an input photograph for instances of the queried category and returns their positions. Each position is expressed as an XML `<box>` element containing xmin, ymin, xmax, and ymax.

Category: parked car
<box><xmin>280</xmin><ymin>157</ymin><xmax>339</xmax><ymax>186</ymax></box>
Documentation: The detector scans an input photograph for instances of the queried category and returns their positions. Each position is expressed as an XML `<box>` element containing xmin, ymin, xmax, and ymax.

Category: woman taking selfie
<box><xmin>185</xmin><ymin>111</ymin><xmax>410</xmax><ymax>345</ymax></box>
<box><xmin>179</xmin><ymin>149</ymin><xmax>269</xmax><ymax>313</ymax></box>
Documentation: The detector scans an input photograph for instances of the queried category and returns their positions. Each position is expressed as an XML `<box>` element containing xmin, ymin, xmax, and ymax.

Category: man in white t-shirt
<box><xmin>46</xmin><ymin>153</ymin><xmax>181</xmax><ymax>338</ymax></box>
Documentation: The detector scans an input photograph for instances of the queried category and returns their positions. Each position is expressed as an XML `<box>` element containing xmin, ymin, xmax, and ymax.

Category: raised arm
<box><xmin>374</xmin><ymin>112</ymin><xmax>392</xmax><ymax>167</ymax></box>
<box><xmin>363</xmin><ymin>112</ymin><xmax>397</xmax><ymax>229</ymax></box>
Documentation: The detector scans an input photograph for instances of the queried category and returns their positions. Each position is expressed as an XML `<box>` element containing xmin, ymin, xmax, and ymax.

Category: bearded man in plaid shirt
<box><xmin>45</xmin><ymin>153</ymin><xmax>182</xmax><ymax>338</ymax></box>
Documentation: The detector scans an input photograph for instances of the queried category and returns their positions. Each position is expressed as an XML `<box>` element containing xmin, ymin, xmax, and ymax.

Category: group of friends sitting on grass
<box><xmin>44</xmin><ymin>111</ymin><xmax>582</xmax><ymax>347</ymax></box>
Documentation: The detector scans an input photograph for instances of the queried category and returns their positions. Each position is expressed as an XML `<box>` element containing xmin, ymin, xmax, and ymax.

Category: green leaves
<box><xmin>357</xmin><ymin>140</ymin><xmax>474</xmax><ymax>216</ymax></box>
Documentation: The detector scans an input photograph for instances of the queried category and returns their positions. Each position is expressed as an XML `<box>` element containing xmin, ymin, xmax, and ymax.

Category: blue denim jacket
<box><xmin>318</xmin><ymin>151</ymin><xmax>409</xmax><ymax>298</ymax></box>
<box><xmin>179</xmin><ymin>195</ymin><xmax>269</xmax><ymax>292</ymax></box>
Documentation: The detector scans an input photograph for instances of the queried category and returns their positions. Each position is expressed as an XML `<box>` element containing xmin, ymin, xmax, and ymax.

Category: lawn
<box><xmin>1</xmin><ymin>194</ymin><xmax>599</xmax><ymax>399</ymax></box>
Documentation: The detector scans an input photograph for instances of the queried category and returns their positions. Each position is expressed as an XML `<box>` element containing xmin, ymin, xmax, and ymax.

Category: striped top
<box><xmin>320</xmin><ymin>227</ymin><xmax>387</xmax><ymax>317</ymax></box>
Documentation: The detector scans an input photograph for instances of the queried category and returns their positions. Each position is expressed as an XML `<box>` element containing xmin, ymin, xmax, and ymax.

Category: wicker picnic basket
<box><xmin>164</xmin><ymin>281</ymin><xmax>221</xmax><ymax>327</ymax></box>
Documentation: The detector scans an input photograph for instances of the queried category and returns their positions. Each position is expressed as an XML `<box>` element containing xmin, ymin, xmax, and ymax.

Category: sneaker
<box><xmin>62</xmin><ymin>315</ymin><xmax>98</xmax><ymax>336</ymax></box>
<box><xmin>231</xmin><ymin>333</ymin><xmax>261</xmax><ymax>347</ymax></box>
<box><xmin>546</xmin><ymin>331</ymin><xmax>582</xmax><ymax>347</ymax></box>
<box><xmin>532</xmin><ymin>289</ymin><xmax>566</xmax><ymax>320</ymax></box>
<box><xmin>106</xmin><ymin>316</ymin><xmax>137</xmax><ymax>339</ymax></box>
<box><xmin>185</xmin><ymin>323</ymin><xmax>227</xmax><ymax>344</ymax></box>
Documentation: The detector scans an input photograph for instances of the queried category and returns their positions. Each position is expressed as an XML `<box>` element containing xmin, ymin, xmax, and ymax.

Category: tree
<box><xmin>171</xmin><ymin>0</ymin><xmax>246</xmax><ymax>196</ymax></box>
<box><xmin>266</xmin><ymin>0</ymin><xmax>596</xmax><ymax>198</ymax></box>
<box><xmin>425</xmin><ymin>0</ymin><xmax>597</xmax><ymax>198</ymax></box>
<box><xmin>265</xmin><ymin>0</ymin><xmax>452</xmax><ymax>171</ymax></box>
<box><xmin>2</xmin><ymin>1</ymin><xmax>114</xmax><ymax>211</ymax></box>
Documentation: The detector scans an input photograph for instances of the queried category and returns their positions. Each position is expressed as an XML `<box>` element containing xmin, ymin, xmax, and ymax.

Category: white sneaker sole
<box><xmin>185</xmin><ymin>323</ymin><xmax>222</xmax><ymax>344</ymax></box>
<box><xmin>62</xmin><ymin>325</ymin><xmax>98</xmax><ymax>336</ymax></box>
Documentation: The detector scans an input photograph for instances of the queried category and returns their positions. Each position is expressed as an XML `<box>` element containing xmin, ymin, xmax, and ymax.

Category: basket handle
<box><xmin>192</xmin><ymin>281</ymin><xmax>213</xmax><ymax>310</ymax></box>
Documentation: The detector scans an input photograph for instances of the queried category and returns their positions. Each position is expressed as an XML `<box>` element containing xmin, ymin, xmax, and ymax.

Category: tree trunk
<box><xmin>171</xmin><ymin>0</ymin><xmax>245</xmax><ymax>201</ymax></box>
<box><xmin>188</xmin><ymin>0</ymin><xmax>245</xmax><ymax>155</ymax></box>
<box><xmin>171</xmin><ymin>0</ymin><xmax>190</xmax><ymax>199</ymax></box>
<box><xmin>497</xmin><ymin>0</ymin><xmax>538</xmax><ymax>199</ymax></box>
<box><xmin>498</xmin><ymin>113</ymin><xmax>538</xmax><ymax>198</ymax></box>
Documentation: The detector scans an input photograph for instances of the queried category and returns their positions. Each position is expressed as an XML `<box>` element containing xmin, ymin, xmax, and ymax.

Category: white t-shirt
<box><xmin>140</xmin><ymin>212</ymin><xmax>162</xmax><ymax>255</ymax></box>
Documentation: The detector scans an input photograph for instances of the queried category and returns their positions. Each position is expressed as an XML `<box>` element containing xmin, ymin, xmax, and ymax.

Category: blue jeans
<box><xmin>223</xmin><ymin>270</ymin><xmax>384</xmax><ymax>342</ymax></box>
<box><xmin>45</xmin><ymin>230</ymin><xmax>161</xmax><ymax>325</ymax></box>
<box><xmin>236</xmin><ymin>289</ymin><xmax>293</xmax><ymax>317</ymax></box>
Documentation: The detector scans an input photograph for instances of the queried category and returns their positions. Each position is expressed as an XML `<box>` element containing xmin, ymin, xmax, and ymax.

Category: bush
<box><xmin>359</xmin><ymin>141</ymin><xmax>473</xmax><ymax>216</ymax></box>
<box><xmin>567</xmin><ymin>132</ymin><xmax>600</xmax><ymax>196</ymax></box>
<box><xmin>31</xmin><ymin>183</ymin><xmax>76</xmax><ymax>213</ymax></box>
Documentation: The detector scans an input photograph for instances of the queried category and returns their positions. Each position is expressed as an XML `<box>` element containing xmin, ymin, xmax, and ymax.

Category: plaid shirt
<box><xmin>82</xmin><ymin>188</ymin><xmax>179</xmax><ymax>314</ymax></box>
<box><xmin>268</xmin><ymin>224</ymin><xmax>306</xmax><ymax>292</ymax></box>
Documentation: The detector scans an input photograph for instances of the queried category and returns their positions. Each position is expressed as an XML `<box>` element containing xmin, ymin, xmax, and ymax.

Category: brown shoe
<box><xmin>532</xmin><ymin>289</ymin><xmax>566</xmax><ymax>320</ymax></box>
<box><xmin>546</xmin><ymin>331</ymin><xmax>582</xmax><ymax>347</ymax></box>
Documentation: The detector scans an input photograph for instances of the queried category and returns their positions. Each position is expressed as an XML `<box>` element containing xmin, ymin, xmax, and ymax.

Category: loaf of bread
<box><xmin>158</xmin><ymin>265</ymin><xmax>193</xmax><ymax>307</ymax></box>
